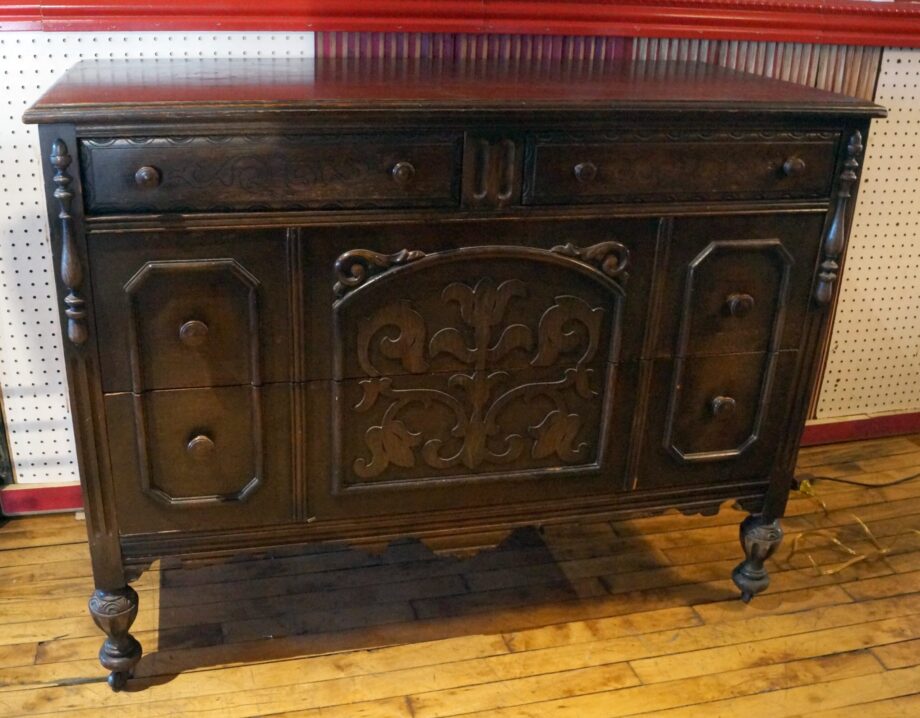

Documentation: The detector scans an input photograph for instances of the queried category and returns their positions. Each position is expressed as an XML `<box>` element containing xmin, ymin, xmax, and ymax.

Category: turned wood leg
<box><xmin>89</xmin><ymin>586</ymin><xmax>143</xmax><ymax>691</ymax></box>
<box><xmin>732</xmin><ymin>515</ymin><xmax>783</xmax><ymax>603</ymax></box>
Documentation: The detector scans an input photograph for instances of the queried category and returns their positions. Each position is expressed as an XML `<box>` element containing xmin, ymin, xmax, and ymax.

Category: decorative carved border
<box><xmin>663</xmin><ymin>239</ymin><xmax>793</xmax><ymax>463</ymax></box>
<box><xmin>122</xmin><ymin>259</ymin><xmax>264</xmax><ymax>506</ymax></box>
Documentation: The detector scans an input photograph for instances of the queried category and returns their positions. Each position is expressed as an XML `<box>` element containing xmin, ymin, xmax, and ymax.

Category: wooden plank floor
<box><xmin>1</xmin><ymin>435</ymin><xmax>919</xmax><ymax>717</ymax></box>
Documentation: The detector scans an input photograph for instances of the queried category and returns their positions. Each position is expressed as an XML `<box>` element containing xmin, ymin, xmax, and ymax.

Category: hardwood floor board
<box><xmin>0</xmin><ymin>514</ymin><xmax>87</xmax><ymax>550</ymax></box>
<box><xmin>628</xmin><ymin>614</ymin><xmax>920</xmax><ymax>683</ymax></box>
<box><xmin>405</xmin><ymin>662</ymin><xmax>640</xmax><ymax>718</ymax></box>
<box><xmin>797</xmin><ymin>435</ymin><xmax>920</xmax><ymax>468</ymax></box>
<box><xmin>3</xmin><ymin>633</ymin><xmax>512</xmax><ymax>717</ymax></box>
<box><xmin>842</xmin><ymin>569</ymin><xmax>920</xmax><ymax>601</ymax></box>
<box><xmin>504</xmin><ymin>592</ymin><xmax>920</xmax><ymax>656</ymax></box>
<box><xmin>807</xmin><ymin>694</ymin><xmax>920</xmax><ymax>718</ymax></box>
<box><xmin>799</xmin><ymin>451</ymin><xmax>920</xmax><ymax>481</ymax></box>
<box><xmin>422</xmin><ymin>652</ymin><xmax>884</xmax><ymax>718</ymax></box>
<box><xmin>0</xmin><ymin>541</ymin><xmax>89</xmax><ymax>569</ymax></box>
<box><xmin>665</xmin><ymin>516</ymin><xmax>920</xmax><ymax>567</ymax></box>
<box><xmin>624</xmin><ymin>664</ymin><xmax>920</xmax><ymax>718</ymax></box>
<box><xmin>34</xmin><ymin>622</ymin><xmax>225</xmax><ymax>665</ymax></box>
<box><xmin>689</xmin><ymin>583</ymin><xmax>854</xmax><ymax>624</ymax></box>
<box><xmin>0</xmin><ymin>641</ymin><xmax>38</xmax><ymax>670</ymax></box>
<box><xmin>871</xmin><ymin>637</ymin><xmax>920</xmax><ymax>669</ymax></box>
<box><xmin>461</xmin><ymin>548</ymin><xmax>672</xmax><ymax>593</ymax></box>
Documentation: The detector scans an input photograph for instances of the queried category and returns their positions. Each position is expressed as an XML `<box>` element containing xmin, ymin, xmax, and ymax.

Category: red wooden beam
<box><xmin>2</xmin><ymin>1</ymin><xmax>920</xmax><ymax>46</ymax></box>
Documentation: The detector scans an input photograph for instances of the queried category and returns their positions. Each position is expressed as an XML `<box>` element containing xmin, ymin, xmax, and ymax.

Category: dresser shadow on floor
<box><xmin>132</xmin><ymin>518</ymin><xmax>741</xmax><ymax>685</ymax></box>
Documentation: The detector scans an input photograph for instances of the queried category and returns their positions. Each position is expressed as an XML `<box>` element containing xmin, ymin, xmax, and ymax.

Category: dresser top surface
<box><xmin>24</xmin><ymin>57</ymin><xmax>884</xmax><ymax>124</ymax></box>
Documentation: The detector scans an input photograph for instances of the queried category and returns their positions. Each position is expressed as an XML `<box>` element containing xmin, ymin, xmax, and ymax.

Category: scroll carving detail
<box><xmin>352</xmin><ymin>276</ymin><xmax>605</xmax><ymax>478</ymax></box>
<box><xmin>50</xmin><ymin>139</ymin><xmax>87</xmax><ymax>345</ymax></box>
<box><xmin>551</xmin><ymin>240</ymin><xmax>630</xmax><ymax>280</ymax></box>
<box><xmin>334</xmin><ymin>249</ymin><xmax>427</xmax><ymax>298</ymax></box>
<box><xmin>815</xmin><ymin>131</ymin><xmax>863</xmax><ymax>306</ymax></box>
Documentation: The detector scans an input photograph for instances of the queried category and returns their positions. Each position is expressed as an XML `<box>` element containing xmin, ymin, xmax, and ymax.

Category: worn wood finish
<box><xmin>24</xmin><ymin>56</ymin><xmax>883</xmax><ymax>690</ymax></box>
<box><xmin>0</xmin><ymin>435</ymin><xmax>918</xmax><ymax>715</ymax></box>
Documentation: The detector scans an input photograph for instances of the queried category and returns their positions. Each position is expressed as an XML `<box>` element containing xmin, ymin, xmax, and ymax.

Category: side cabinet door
<box><xmin>637</xmin><ymin>212</ymin><xmax>827</xmax><ymax>489</ymax></box>
<box><xmin>305</xmin><ymin>217</ymin><xmax>658</xmax><ymax>518</ymax></box>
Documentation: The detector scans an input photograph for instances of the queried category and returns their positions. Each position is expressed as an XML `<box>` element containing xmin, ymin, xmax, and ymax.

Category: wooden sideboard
<box><xmin>24</xmin><ymin>57</ymin><xmax>884</xmax><ymax>690</ymax></box>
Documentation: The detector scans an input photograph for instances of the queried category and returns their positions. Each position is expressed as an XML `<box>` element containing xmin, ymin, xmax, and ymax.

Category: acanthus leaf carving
<box><xmin>550</xmin><ymin>240</ymin><xmax>630</xmax><ymax>282</ymax></box>
<box><xmin>349</xmin><ymin>272</ymin><xmax>609</xmax><ymax>478</ymax></box>
<box><xmin>50</xmin><ymin>139</ymin><xmax>87</xmax><ymax>346</ymax></box>
<box><xmin>334</xmin><ymin>248</ymin><xmax>427</xmax><ymax>299</ymax></box>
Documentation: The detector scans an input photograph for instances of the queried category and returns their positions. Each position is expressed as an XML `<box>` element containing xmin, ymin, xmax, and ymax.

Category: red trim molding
<box><xmin>0</xmin><ymin>483</ymin><xmax>83</xmax><ymax>515</ymax></box>
<box><xmin>3</xmin><ymin>1</ymin><xmax>920</xmax><ymax>46</ymax></box>
<box><xmin>800</xmin><ymin>412</ymin><xmax>920</xmax><ymax>447</ymax></box>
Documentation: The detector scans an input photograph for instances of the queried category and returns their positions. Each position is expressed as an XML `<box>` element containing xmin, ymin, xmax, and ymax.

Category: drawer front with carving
<box><xmin>656</xmin><ymin>213</ymin><xmax>828</xmax><ymax>358</ymax></box>
<box><xmin>89</xmin><ymin>229</ymin><xmax>292</xmax><ymax>393</ymax></box>
<box><xmin>525</xmin><ymin>130</ymin><xmax>839</xmax><ymax>205</ymax></box>
<box><xmin>80</xmin><ymin>134</ymin><xmax>463</xmax><ymax>214</ymax></box>
<box><xmin>104</xmin><ymin>384</ymin><xmax>293</xmax><ymax>534</ymax></box>
<box><xmin>637</xmin><ymin>351</ymin><xmax>799</xmax><ymax>489</ymax></box>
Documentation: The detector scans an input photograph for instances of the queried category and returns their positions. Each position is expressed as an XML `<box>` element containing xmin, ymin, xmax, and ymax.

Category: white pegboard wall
<box><xmin>0</xmin><ymin>32</ymin><xmax>315</xmax><ymax>484</ymax></box>
<box><xmin>817</xmin><ymin>48</ymin><xmax>920</xmax><ymax>418</ymax></box>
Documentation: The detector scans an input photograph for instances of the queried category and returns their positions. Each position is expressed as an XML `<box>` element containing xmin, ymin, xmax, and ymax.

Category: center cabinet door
<box><xmin>304</xmin><ymin>216</ymin><xmax>659</xmax><ymax>519</ymax></box>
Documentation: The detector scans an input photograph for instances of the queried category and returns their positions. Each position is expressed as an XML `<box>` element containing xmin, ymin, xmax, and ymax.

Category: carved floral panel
<box><xmin>332</xmin><ymin>245</ymin><xmax>628</xmax><ymax>488</ymax></box>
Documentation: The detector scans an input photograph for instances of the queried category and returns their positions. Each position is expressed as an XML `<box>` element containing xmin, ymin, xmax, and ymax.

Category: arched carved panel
<box><xmin>332</xmin><ymin>243</ymin><xmax>629</xmax><ymax>491</ymax></box>
<box><xmin>664</xmin><ymin>239</ymin><xmax>793</xmax><ymax>463</ymax></box>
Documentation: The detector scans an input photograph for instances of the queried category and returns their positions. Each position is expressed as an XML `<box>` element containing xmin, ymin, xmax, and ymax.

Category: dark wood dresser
<box><xmin>24</xmin><ymin>57</ymin><xmax>884</xmax><ymax>690</ymax></box>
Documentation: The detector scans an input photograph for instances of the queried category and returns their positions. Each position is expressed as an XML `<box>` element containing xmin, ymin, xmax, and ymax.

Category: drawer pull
<box><xmin>186</xmin><ymin>434</ymin><xmax>215</xmax><ymax>459</ymax></box>
<box><xmin>134</xmin><ymin>165</ymin><xmax>161</xmax><ymax>189</ymax></box>
<box><xmin>782</xmin><ymin>156</ymin><xmax>806</xmax><ymax>177</ymax></box>
<box><xmin>725</xmin><ymin>293</ymin><xmax>755</xmax><ymax>318</ymax></box>
<box><xmin>391</xmin><ymin>161</ymin><xmax>416</xmax><ymax>186</ymax></box>
<box><xmin>574</xmin><ymin>161</ymin><xmax>597</xmax><ymax>183</ymax></box>
<box><xmin>711</xmin><ymin>395</ymin><xmax>737</xmax><ymax>418</ymax></box>
<box><xmin>178</xmin><ymin>319</ymin><xmax>209</xmax><ymax>347</ymax></box>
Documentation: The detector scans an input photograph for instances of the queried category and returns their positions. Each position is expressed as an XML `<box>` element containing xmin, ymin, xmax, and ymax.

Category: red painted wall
<box><xmin>3</xmin><ymin>1</ymin><xmax>920</xmax><ymax>46</ymax></box>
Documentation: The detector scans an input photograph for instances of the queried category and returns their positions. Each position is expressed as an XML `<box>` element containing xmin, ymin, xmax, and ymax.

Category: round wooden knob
<box><xmin>186</xmin><ymin>434</ymin><xmax>215</xmax><ymax>459</ymax></box>
<box><xmin>134</xmin><ymin>166</ymin><xmax>161</xmax><ymax>188</ymax></box>
<box><xmin>711</xmin><ymin>396</ymin><xmax>737</xmax><ymax>418</ymax></box>
<box><xmin>725</xmin><ymin>293</ymin><xmax>755</xmax><ymax>318</ymax></box>
<box><xmin>782</xmin><ymin>156</ymin><xmax>806</xmax><ymax>177</ymax></box>
<box><xmin>391</xmin><ymin>161</ymin><xmax>416</xmax><ymax>186</ymax></box>
<box><xmin>178</xmin><ymin>320</ymin><xmax>209</xmax><ymax>347</ymax></box>
<box><xmin>574</xmin><ymin>161</ymin><xmax>597</xmax><ymax>183</ymax></box>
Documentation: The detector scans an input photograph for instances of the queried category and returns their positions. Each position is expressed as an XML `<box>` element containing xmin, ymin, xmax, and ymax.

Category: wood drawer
<box><xmin>656</xmin><ymin>213</ymin><xmax>827</xmax><ymax>358</ymax></box>
<box><xmin>79</xmin><ymin>133</ymin><xmax>462</xmax><ymax>214</ymax></box>
<box><xmin>89</xmin><ymin>229</ymin><xmax>292</xmax><ymax>393</ymax></box>
<box><xmin>524</xmin><ymin>130</ymin><xmax>839</xmax><ymax>205</ymax></box>
<box><xmin>636</xmin><ymin>350</ymin><xmax>799</xmax><ymax>490</ymax></box>
<box><xmin>105</xmin><ymin>384</ymin><xmax>293</xmax><ymax>534</ymax></box>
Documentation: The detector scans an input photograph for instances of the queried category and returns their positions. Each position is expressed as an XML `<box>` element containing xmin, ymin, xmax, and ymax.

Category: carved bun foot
<box><xmin>732</xmin><ymin>515</ymin><xmax>783</xmax><ymax>603</ymax></box>
<box><xmin>89</xmin><ymin>586</ymin><xmax>142</xmax><ymax>691</ymax></box>
<box><xmin>108</xmin><ymin>670</ymin><xmax>131</xmax><ymax>692</ymax></box>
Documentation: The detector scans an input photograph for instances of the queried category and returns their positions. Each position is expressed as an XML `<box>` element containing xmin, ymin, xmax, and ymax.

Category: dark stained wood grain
<box><xmin>23</xmin><ymin>57</ymin><xmax>884</xmax><ymax>125</ymax></box>
<box><xmin>25</xmin><ymin>55</ymin><xmax>882</xmax><ymax>690</ymax></box>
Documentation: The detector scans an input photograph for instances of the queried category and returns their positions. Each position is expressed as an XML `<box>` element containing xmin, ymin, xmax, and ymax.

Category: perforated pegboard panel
<box><xmin>0</xmin><ymin>32</ymin><xmax>314</xmax><ymax>484</ymax></box>
<box><xmin>816</xmin><ymin>48</ymin><xmax>920</xmax><ymax>418</ymax></box>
